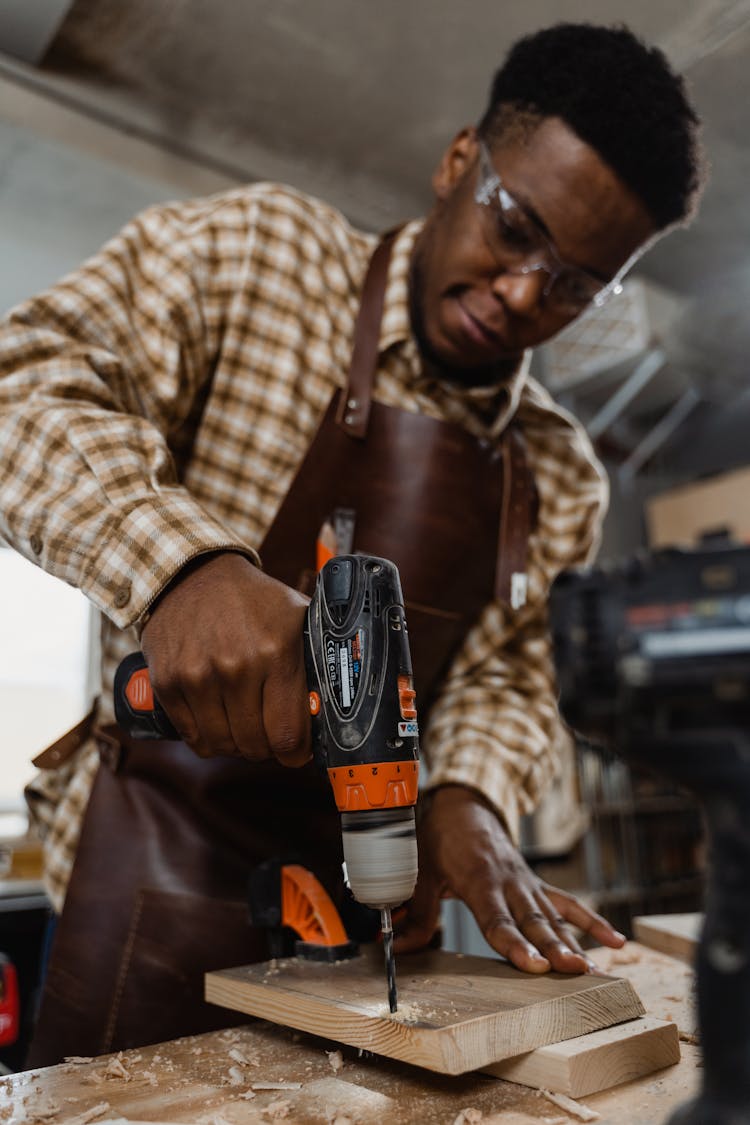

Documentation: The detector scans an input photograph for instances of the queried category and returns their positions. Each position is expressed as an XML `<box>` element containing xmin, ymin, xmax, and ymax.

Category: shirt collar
<box><xmin>376</xmin><ymin>219</ymin><xmax>530</xmax><ymax>434</ymax></box>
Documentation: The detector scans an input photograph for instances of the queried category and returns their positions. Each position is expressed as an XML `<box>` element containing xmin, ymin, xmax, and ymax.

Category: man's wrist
<box><xmin>137</xmin><ymin>548</ymin><xmax>257</xmax><ymax>640</ymax></box>
<box><xmin>420</xmin><ymin>783</ymin><xmax>510</xmax><ymax>833</ymax></box>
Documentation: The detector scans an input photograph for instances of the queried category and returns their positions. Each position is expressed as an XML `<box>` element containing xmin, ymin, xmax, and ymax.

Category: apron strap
<box><xmin>496</xmin><ymin>427</ymin><xmax>536</xmax><ymax>609</ymax></box>
<box><xmin>335</xmin><ymin>230</ymin><xmax>399</xmax><ymax>438</ymax></box>
<box><xmin>31</xmin><ymin>705</ymin><xmax>97</xmax><ymax>769</ymax></box>
<box><xmin>333</xmin><ymin>226</ymin><xmax>536</xmax><ymax>609</ymax></box>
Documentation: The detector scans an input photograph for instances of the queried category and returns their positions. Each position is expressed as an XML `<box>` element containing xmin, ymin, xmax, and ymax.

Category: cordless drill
<box><xmin>115</xmin><ymin>554</ymin><xmax>420</xmax><ymax>1012</ymax></box>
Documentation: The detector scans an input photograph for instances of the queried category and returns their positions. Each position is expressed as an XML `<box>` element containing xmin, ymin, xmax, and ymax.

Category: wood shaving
<box><xmin>140</xmin><ymin>1069</ymin><xmax>159</xmax><ymax>1086</ymax></box>
<box><xmin>59</xmin><ymin>1102</ymin><xmax>112</xmax><ymax>1125</ymax></box>
<box><xmin>262</xmin><ymin>1099</ymin><xmax>292</xmax><ymax>1120</ymax></box>
<box><xmin>239</xmin><ymin>1091</ymin><xmax>257</xmax><ymax>1100</ymax></box>
<box><xmin>101</xmin><ymin>1054</ymin><xmax>134</xmax><ymax>1082</ymax></box>
<box><xmin>63</xmin><ymin>1058</ymin><xmax>94</xmax><ymax>1066</ymax></box>
<box><xmin>251</xmin><ymin>1082</ymin><xmax>303</xmax><ymax>1091</ymax></box>
<box><xmin>326</xmin><ymin>1049</ymin><xmax>344</xmax><ymax>1073</ymax></box>
<box><xmin>24</xmin><ymin>1102</ymin><xmax>60</xmax><ymax>1121</ymax></box>
<box><xmin>539</xmin><ymin>1089</ymin><xmax>600</xmax><ymax>1121</ymax></box>
<box><xmin>228</xmin><ymin>1046</ymin><xmax>260</xmax><ymax>1066</ymax></box>
<box><xmin>226</xmin><ymin>1066</ymin><xmax>245</xmax><ymax>1086</ymax></box>
<box><xmin>679</xmin><ymin>1031</ymin><xmax>700</xmax><ymax>1045</ymax></box>
<box><xmin>453</xmin><ymin>1110</ymin><xmax>483</xmax><ymax>1124</ymax></box>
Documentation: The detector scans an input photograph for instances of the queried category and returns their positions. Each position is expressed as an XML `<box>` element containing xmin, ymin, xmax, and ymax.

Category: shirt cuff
<box><xmin>79</xmin><ymin>491</ymin><xmax>259</xmax><ymax>629</ymax></box>
<box><xmin>423</xmin><ymin>750</ymin><xmax>524</xmax><ymax>846</ymax></box>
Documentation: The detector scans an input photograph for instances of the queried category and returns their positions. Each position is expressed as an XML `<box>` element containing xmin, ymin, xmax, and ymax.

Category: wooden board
<box><xmin>205</xmin><ymin>947</ymin><xmax>644</xmax><ymax>1076</ymax></box>
<box><xmin>484</xmin><ymin>1015</ymin><xmax>680</xmax><ymax>1097</ymax></box>
<box><xmin>633</xmin><ymin>913</ymin><xmax>701</xmax><ymax>964</ymax></box>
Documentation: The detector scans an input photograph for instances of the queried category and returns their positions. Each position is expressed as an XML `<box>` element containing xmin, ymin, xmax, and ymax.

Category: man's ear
<box><xmin>432</xmin><ymin>127</ymin><xmax>479</xmax><ymax>201</ymax></box>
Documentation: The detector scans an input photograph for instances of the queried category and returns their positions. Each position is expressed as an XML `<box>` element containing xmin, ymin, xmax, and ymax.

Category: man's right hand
<box><xmin>140</xmin><ymin>552</ymin><xmax>311</xmax><ymax>765</ymax></box>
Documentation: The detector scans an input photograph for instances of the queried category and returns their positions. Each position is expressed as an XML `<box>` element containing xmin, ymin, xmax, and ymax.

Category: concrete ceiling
<box><xmin>1</xmin><ymin>0</ymin><xmax>749</xmax><ymax>470</ymax></box>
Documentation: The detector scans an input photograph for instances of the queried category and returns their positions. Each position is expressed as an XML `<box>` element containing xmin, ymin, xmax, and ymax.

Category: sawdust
<box><xmin>228</xmin><ymin>1046</ymin><xmax>260</xmax><ymax>1067</ymax></box>
<box><xmin>326</xmin><ymin>1050</ymin><xmax>344</xmax><ymax>1073</ymax></box>
<box><xmin>453</xmin><ymin>1110</ymin><xmax>482</xmax><ymax>1124</ymax></box>
<box><xmin>604</xmin><ymin>946</ymin><xmax>642</xmax><ymax>968</ymax></box>
<box><xmin>252</xmin><ymin>1083</ymin><xmax>303</xmax><ymax>1091</ymax></box>
<box><xmin>21</xmin><ymin>1100</ymin><xmax>60</xmax><ymax>1121</ymax></box>
<box><xmin>262</xmin><ymin>1098</ymin><xmax>292</xmax><ymax>1119</ymax></box>
<box><xmin>58</xmin><ymin>1101</ymin><xmax>112</xmax><ymax>1125</ymax></box>
<box><xmin>99</xmin><ymin>1052</ymin><xmax>140</xmax><ymax>1082</ymax></box>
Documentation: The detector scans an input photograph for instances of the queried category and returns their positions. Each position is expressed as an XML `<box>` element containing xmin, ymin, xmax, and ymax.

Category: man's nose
<box><xmin>491</xmin><ymin>266</ymin><xmax>548</xmax><ymax>315</ymax></box>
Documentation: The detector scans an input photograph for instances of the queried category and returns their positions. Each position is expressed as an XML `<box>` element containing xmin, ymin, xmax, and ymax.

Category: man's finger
<box><xmin>261</xmin><ymin>654</ymin><xmax>312</xmax><ymax>767</ymax></box>
<box><xmin>223</xmin><ymin>673</ymin><xmax>273</xmax><ymax>761</ymax></box>
<box><xmin>544</xmin><ymin>885</ymin><xmax>627</xmax><ymax>949</ymax></box>
<box><xmin>503</xmin><ymin>881</ymin><xmax>590</xmax><ymax>973</ymax></box>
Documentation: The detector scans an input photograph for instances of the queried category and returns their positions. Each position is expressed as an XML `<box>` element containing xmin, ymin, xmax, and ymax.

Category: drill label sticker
<box><xmin>325</xmin><ymin>629</ymin><xmax>365</xmax><ymax>713</ymax></box>
<box><xmin>398</xmin><ymin>721</ymin><xmax>419</xmax><ymax>737</ymax></box>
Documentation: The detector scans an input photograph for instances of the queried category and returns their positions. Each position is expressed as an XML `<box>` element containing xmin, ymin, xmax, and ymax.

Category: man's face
<box><xmin>410</xmin><ymin>117</ymin><xmax>657</xmax><ymax>383</ymax></box>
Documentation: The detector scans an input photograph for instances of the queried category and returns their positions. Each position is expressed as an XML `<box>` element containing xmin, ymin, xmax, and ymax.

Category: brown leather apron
<box><xmin>27</xmin><ymin>233</ymin><xmax>534</xmax><ymax>1067</ymax></box>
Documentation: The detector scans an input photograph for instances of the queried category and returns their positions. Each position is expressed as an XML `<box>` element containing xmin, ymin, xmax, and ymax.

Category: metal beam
<box><xmin>587</xmin><ymin>348</ymin><xmax>667</xmax><ymax>441</ymax></box>
<box><xmin>0</xmin><ymin>0</ymin><xmax>74</xmax><ymax>64</ymax></box>
<box><xmin>618</xmin><ymin>387</ymin><xmax>702</xmax><ymax>486</ymax></box>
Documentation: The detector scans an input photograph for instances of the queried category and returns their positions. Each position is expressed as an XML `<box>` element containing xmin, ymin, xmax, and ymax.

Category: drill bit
<box><xmin>381</xmin><ymin>907</ymin><xmax>397</xmax><ymax>1013</ymax></box>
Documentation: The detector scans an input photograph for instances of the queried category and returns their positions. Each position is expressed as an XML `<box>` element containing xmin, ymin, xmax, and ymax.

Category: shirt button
<box><xmin>30</xmin><ymin>534</ymin><xmax>43</xmax><ymax>555</ymax></box>
<box><xmin>114</xmin><ymin>583</ymin><xmax>132</xmax><ymax>608</ymax></box>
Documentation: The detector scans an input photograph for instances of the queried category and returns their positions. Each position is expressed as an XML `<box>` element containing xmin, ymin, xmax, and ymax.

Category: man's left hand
<box><xmin>393</xmin><ymin>784</ymin><xmax>625</xmax><ymax>973</ymax></box>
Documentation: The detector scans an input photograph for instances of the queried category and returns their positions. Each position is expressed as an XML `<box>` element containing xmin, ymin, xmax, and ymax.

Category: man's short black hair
<box><xmin>478</xmin><ymin>23</ymin><xmax>705</xmax><ymax>229</ymax></box>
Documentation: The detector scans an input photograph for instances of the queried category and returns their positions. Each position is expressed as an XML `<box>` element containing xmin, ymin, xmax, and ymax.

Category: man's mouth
<box><xmin>455</xmin><ymin>297</ymin><xmax>505</xmax><ymax>350</ymax></box>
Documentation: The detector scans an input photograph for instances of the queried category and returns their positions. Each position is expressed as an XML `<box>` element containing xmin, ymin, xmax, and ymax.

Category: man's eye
<box><xmin>495</xmin><ymin>211</ymin><xmax>536</xmax><ymax>251</ymax></box>
<box><xmin>556</xmin><ymin>271</ymin><xmax>598</xmax><ymax>307</ymax></box>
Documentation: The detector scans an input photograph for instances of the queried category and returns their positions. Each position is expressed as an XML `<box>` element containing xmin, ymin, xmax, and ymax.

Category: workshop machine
<box><xmin>115</xmin><ymin>554</ymin><xmax>420</xmax><ymax>1013</ymax></box>
<box><xmin>549</xmin><ymin>539</ymin><xmax>750</xmax><ymax>1125</ymax></box>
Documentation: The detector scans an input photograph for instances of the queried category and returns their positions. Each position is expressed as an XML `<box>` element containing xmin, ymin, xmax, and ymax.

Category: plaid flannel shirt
<box><xmin>0</xmin><ymin>184</ymin><xmax>608</xmax><ymax>910</ymax></box>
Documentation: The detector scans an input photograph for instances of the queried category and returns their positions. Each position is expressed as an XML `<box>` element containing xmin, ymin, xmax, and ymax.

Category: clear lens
<box><xmin>475</xmin><ymin>141</ymin><xmax>613</xmax><ymax>313</ymax></box>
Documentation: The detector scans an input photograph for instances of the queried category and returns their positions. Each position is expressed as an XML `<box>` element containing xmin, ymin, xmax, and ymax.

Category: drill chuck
<box><xmin>341</xmin><ymin>807</ymin><xmax>418</xmax><ymax>910</ymax></box>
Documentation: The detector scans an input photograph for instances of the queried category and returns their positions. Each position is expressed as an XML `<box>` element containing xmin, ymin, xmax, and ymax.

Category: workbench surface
<box><xmin>1</xmin><ymin>943</ymin><xmax>700</xmax><ymax>1125</ymax></box>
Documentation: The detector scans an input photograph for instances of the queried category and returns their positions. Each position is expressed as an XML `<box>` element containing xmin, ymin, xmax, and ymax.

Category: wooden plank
<box><xmin>632</xmin><ymin>913</ymin><xmax>702</xmax><ymax>964</ymax></box>
<box><xmin>484</xmin><ymin>1015</ymin><xmax>680</xmax><ymax>1097</ymax></box>
<box><xmin>205</xmin><ymin>947</ymin><xmax>645</xmax><ymax>1076</ymax></box>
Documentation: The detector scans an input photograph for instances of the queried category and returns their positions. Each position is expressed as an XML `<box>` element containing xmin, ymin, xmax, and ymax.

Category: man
<box><xmin>0</xmin><ymin>23</ymin><xmax>704</xmax><ymax>1063</ymax></box>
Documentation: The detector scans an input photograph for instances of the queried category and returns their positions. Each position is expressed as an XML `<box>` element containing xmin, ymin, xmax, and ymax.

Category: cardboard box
<box><xmin>646</xmin><ymin>465</ymin><xmax>750</xmax><ymax>548</ymax></box>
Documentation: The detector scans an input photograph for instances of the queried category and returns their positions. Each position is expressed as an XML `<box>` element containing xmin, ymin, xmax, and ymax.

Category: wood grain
<box><xmin>484</xmin><ymin>1015</ymin><xmax>680</xmax><ymax>1096</ymax></box>
<box><xmin>205</xmin><ymin>947</ymin><xmax>645</xmax><ymax>1075</ymax></box>
<box><xmin>633</xmin><ymin>913</ymin><xmax>702</xmax><ymax>964</ymax></box>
